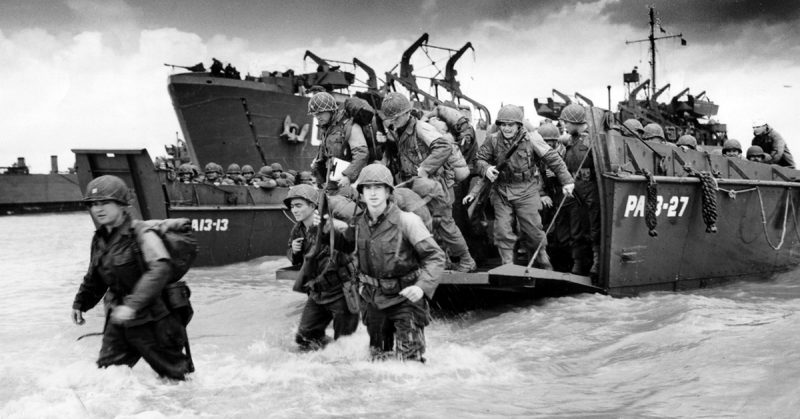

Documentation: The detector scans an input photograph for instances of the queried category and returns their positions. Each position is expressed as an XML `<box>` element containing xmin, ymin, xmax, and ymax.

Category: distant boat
<box><xmin>0</xmin><ymin>156</ymin><xmax>82</xmax><ymax>215</ymax></box>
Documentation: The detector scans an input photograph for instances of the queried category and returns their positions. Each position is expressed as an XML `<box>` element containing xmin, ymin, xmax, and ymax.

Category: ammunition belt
<box><xmin>359</xmin><ymin>270</ymin><xmax>420</xmax><ymax>294</ymax></box>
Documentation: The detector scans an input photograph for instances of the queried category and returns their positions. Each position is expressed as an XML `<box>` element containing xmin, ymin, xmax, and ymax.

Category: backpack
<box><xmin>344</xmin><ymin>96</ymin><xmax>381</xmax><ymax>162</ymax></box>
<box><xmin>132</xmin><ymin>218</ymin><xmax>198</xmax><ymax>283</ymax></box>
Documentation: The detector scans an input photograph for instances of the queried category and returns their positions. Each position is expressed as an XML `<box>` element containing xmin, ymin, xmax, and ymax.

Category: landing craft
<box><xmin>74</xmin><ymin>30</ymin><xmax>800</xmax><ymax>302</ymax></box>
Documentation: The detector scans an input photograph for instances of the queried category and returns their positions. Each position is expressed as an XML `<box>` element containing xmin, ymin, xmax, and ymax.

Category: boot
<box><xmin>454</xmin><ymin>254</ymin><xmax>477</xmax><ymax>273</ymax></box>
<box><xmin>534</xmin><ymin>249</ymin><xmax>553</xmax><ymax>270</ymax></box>
<box><xmin>570</xmin><ymin>246</ymin><xmax>590</xmax><ymax>276</ymax></box>
<box><xmin>589</xmin><ymin>245</ymin><xmax>600</xmax><ymax>280</ymax></box>
<box><xmin>498</xmin><ymin>248</ymin><xmax>514</xmax><ymax>265</ymax></box>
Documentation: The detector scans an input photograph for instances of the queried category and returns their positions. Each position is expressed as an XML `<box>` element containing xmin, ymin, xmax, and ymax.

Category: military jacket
<box><xmin>393</xmin><ymin>117</ymin><xmax>453</xmax><ymax>183</ymax></box>
<box><xmin>314</xmin><ymin>109</ymin><xmax>370</xmax><ymax>182</ymax></box>
<box><xmin>752</xmin><ymin>128</ymin><xmax>795</xmax><ymax>168</ymax></box>
<box><xmin>287</xmin><ymin>221</ymin><xmax>350</xmax><ymax>304</ymax></box>
<box><xmin>563</xmin><ymin>131</ymin><xmax>595</xmax><ymax>182</ymax></box>
<box><xmin>476</xmin><ymin>130</ymin><xmax>572</xmax><ymax>200</ymax></box>
<box><xmin>72</xmin><ymin>215</ymin><xmax>172</xmax><ymax>327</ymax></box>
<box><xmin>337</xmin><ymin>203</ymin><xmax>445</xmax><ymax>309</ymax></box>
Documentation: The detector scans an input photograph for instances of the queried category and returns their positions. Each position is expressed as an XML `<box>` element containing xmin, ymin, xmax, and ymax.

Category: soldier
<box><xmin>256</xmin><ymin>166</ymin><xmax>277</xmax><ymax>189</ymax></box>
<box><xmin>271</xmin><ymin>162</ymin><xmax>284</xmax><ymax>177</ymax></box>
<box><xmin>241</xmin><ymin>164</ymin><xmax>256</xmax><ymax>184</ymax></box>
<box><xmin>621</xmin><ymin>118</ymin><xmax>645</xmax><ymax>138</ymax></box>
<box><xmin>333</xmin><ymin>164</ymin><xmax>445</xmax><ymax>362</ymax></box>
<box><xmin>308</xmin><ymin>92</ymin><xmax>370</xmax><ymax>196</ymax></box>
<box><xmin>722</xmin><ymin>139</ymin><xmax>743</xmax><ymax>158</ymax></box>
<box><xmin>751</xmin><ymin>119</ymin><xmax>794</xmax><ymax>168</ymax></box>
<box><xmin>298</xmin><ymin>171</ymin><xmax>315</xmax><ymax>185</ymax></box>
<box><xmin>71</xmin><ymin>175</ymin><xmax>191</xmax><ymax>380</ymax></box>
<box><xmin>676</xmin><ymin>134</ymin><xmax>698</xmax><ymax>151</ymax></box>
<box><xmin>746</xmin><ymin>145</ymin><xmax>770</xmax><ymax>163</ymax></box>
<box><xmin>222</xmin><ymin>163</ymin><xmax>244</xmax><ymax>185</ymax></box>
<box><xmin>559</xmin><ymin>104</ymin><xmax>600</xmax><ymax>277</ymax></box>
<box><xmin>203</xmin><ymin>162</ymin><xmax>224</xmax><ymax>185</ymax></box>
<box><xmin>286</xmin><ymin>184</ymin><xmax>358</xmax><ymax>350</ymax></box>
<box><xmin>471</xmin><ymin>104</ymin><xmax>574</xmax><ymax>268</ymax></box>
<box><xmin>643</xmin><ymin>123</ymin><xmax>670</xmax><ymax>144</ymax></box>
<box><xmin>177</xmin><ymin>163</ymin><xmax>196</xmax><ymax>183</ymax></box>
<box><xmin>380</xmin><ymin>92</ymin><xmax>476</xmax><ymax>272</ymax></box>
<box><xmin>536</xmin><ymin>121</ymin><xmax>572</xmax><ymax>272</ymax></box>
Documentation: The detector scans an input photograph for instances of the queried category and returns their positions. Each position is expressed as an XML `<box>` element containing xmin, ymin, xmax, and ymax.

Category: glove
<box><xmin>562</xmin><ymin>182</ymin><xmax>575</xmax><ymax>197</ymax></box>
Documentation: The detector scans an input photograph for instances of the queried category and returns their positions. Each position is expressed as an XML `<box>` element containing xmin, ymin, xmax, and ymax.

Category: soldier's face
<box><xmin>499</xmin><ymin>122</ymin><xmax>519</xmax><ymax>139</ymax></box>
<box><xmin>384</xmin><ymin>111</ymin><xmax>410</xmax><ymax>131</ymax></box>
<box><xmin>753</xmin><ymin>125</ymin><xmax>767</xmax><ymax>136</ymax></box>
<box><xmin>723</xmin><ymin>149</ymin><xmax>741</xmax><ymax>157</ymax></box>
<box><xmin>88</xmin><ymin>200</ymin><xmax>125</xmax><ymax>227</ymax></box>
<box><xmin>315</xmin><ymin>111</ymin><xmax>333</xmax><ymax>126</ymax></box>
<box><xmin>206</xmin><ymin>172</ymin><xmax>219</xmax><ymax>181</ymax></box>
<box><xmin>361</xmin><ymin>184</ymin><xmax>390</xmax><ymax>208</ymax></box>
<box><xmin>564</xmin><ymin>122</ymin><xmax>585</xmax><ymax>135</ymax></box>
<box><xmin>290</xmin><ymin>198</ymin><xmax>315</xmax><ymax>222</ymax></box>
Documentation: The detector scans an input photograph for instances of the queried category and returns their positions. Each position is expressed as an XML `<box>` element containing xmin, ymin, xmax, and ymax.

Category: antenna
<box><xmin>625</xmin><ymin>6</ymin><xmax>687</xmax><ymax>98</ymax></box>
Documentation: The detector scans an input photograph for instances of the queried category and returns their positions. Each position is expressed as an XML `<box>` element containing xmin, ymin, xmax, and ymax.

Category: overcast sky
<box><xmin>1</xmin><ymin>0</ymin><xmax>798</xmax><ymax>172</ymax></box>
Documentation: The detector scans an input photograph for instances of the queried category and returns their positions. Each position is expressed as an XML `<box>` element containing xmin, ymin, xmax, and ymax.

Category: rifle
<box><xmin>467</xmin><ymin>131</ymin><xmax>528</xmax><ymax>218</ymax></box>
<box><xmin>293</xmin><ymin>166</ymin><xmax>331</xmax><ymax>293</ymax></box>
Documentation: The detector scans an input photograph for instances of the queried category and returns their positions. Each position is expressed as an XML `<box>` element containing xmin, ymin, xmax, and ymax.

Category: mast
<box><xmin>625</xmin><ymin>6</ymin><xmax>686</xmax><ymax>99</ymax></box>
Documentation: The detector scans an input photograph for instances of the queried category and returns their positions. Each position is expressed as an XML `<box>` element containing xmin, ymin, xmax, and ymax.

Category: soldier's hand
<box><xmin>400</xmin><ymin>285</ymin><xmax>424</xmax><ymax>303</ymax></box>
<box><xmin>338</xmin><ymin>176</ymin><xmax>351</xmax><ymax>189</ymax></box>
<box><xmin>110</xmin><ymin>305</ymin><xmax>135</xmax><ymax>324</ymax></box>
<box><xmin>310</xmin><ymin>158</ymin><xmax>318</xmax><ymax>170</ymax></box>
<box><xmin>541</xmin><ymin>196</ymin><xmax>553</xmax><ymax>208</ymax></box>
<box><xmin>331</xmin><ymin>219</ymin><xmax>349</xmax><ymax>232</ymax></box>
<box><xmin>375</xmin><ymin>131</ymin><xmax>388</xmax><ymax>143</ymax></box>
<box><xmin>71</xmin><ymin>309</ymin><xmax>85</xmax><ymax>325</ymax></box>
<box><xmin>462</xmin><ymin>194</ymin><xmax>475</xmax><ymax>205</ymax></box>
<box><xmin>291</xmin><ymin>237</ymin><xmax>304</xmax><ymax>253</ymax></box>
<box><xmin>562</xmin><ymin>182</ymin><xmax>575</xmax><ymax>197</ymax></box>
<box><xmin>311</xmin><ymin>210</ymin><xmax>321</xmax><ymax>226</ymax></box>
<box><xmin>417</xmin><ymin>166</ymin><xmax>428</xmax><ymax>178</ymax></box>
<box><xmin>486</xmin><ymin>166</ymin><xmax>499</xmax><ymax>182</ymax></box>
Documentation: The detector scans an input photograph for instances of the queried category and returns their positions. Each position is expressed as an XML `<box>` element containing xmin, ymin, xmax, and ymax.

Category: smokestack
<box><xmin>51</xmin><ymin>155</ymin><xmax>59</xmax><ymax>174</ymax></box>
<box><xmin>17</xmin><ymin>157</ymin><xmax>26</xmax><ymax>168</ymax></box>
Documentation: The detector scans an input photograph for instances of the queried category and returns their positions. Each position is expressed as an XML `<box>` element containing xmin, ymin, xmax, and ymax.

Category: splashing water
<box><xmin>1</xmin><ymin>213</ymin><xmax>799</xmax><ymax>418</ymax></box>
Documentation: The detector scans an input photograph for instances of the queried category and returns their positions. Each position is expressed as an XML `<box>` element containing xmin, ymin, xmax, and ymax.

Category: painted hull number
<box><xmin>623</xmin><ymin>195</ymin><xmax>689</xmax><ymax>218</ymax></box>
<box><xmin>192</xmin><ymin>218</ymin><xmax>229</xmax><ymax>231</ymax></box>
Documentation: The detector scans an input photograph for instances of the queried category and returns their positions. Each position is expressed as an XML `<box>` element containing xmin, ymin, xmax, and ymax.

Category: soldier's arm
<box><xmin>123</xmin><ymin>230</ymin><xmax>172</xmax><ymax>313</ymax></box>
<box><xmin>475</xmin><ymin>135</ymin><xmax>497</xmax><ymax>177</ymax></box>
<box><xmin>343</xmin><ymin>123</ymin><xmax>370</xmax><ymax>181</ymax></box>
<box><xmin>530</xmin><ymin>131</ymin><xmax>574</xmax><ymax>186</ymax></box>
<box><xmin>400</xmin><ymin>212</ymin><xmax>445</xmax><ymax>299</ymax></box>
<box><xmin>287</xmin><ymin>224</ymin><xmax>304</xmax><ymax>265</ymax></box>
<box><xmin>770</xmin><ymin>131</ymin><xmax>788</xmax><ymax>163</ymax></box>
<box><xmin>416</xmin><ymin>121</ymin><xmax>453</xmax><ymax>176</ymax></box>
<box><xmin>72</xmin><ymin>249</ymin><xmax>108</xmax><ymax>312</ymax></box>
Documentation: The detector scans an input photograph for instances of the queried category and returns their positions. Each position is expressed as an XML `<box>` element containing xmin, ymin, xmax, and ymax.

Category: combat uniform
<box><xmin>338</xmin><ymin>201</ymin><xmax>445</xmax><ymax>360</ymax></box>
<box><xmin>562</xmin><ymin>130</ymin><xmax>600</xmax><ymax>275</ymax></box>
<box><xmin>752</xmin><ymin>127</ymin><xmax>794</xmax><ymax>168</ymax></box>
<box><xmin>73</xmin><ymin>214</ymin><xmax>191</xmax><ymax>380</ymax></box>
<box><xmin>475</xmin><ymin>129</ymin><xmax>572</xmax><ymax>265</ymax></box>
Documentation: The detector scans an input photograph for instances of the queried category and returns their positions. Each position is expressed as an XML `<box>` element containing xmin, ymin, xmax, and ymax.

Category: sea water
<box><xmin>1</xmin><ymin>212</ymin><xmax>799</xmax><ymax>418</ymax></box>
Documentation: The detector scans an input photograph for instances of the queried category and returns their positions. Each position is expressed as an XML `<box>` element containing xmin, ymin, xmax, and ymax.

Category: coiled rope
<box><xmin>642</xmin><ymin>169</ymin><xmax>658</xmax><ymax>237</ymax></box>
<box><xmin>695</xmin><ymin>171</ymin><xmax>719</xmax><ymax>233</ymax></box>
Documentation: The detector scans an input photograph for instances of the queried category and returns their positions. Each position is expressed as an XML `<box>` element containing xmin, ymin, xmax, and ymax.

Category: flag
<box><xmin>680</xmin><ymin>38</ymin><xmax>687</xmax><ymax>46</ymax></box>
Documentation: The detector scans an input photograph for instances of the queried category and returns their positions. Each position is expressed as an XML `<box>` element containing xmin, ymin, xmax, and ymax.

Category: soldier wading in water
<box><xmin>285</xmin><ymin>183</ymin><xmax>359</xmax><ymax>350</ymax></box>
<box><xmin>71</xmin><ymin>175</ymin><xmax>192</xmax><ymax>380</ymax></box>
<box><xmin>333</xmin><ymin>164</ymin><xmax>445</xmax><ymax>362</ymax></box>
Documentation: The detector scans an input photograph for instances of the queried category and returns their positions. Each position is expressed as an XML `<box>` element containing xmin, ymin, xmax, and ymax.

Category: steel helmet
<box><xmin>752</xmin><ymin>117</ymin><xmax>767</xmax><ymax>128</ymax></box>
<box><xmin>642</xmin><ymin>123</ymin><xmax>665</xmax><ymax>140</ymax></box>
<box><xmin>226</xmin><ymin>163</ymin><xmax>241</xmax><ymax>175</ymax></box>
<box><xmin>537</xmin><ymin>122</ymin><xmax>560</xmax><ymax>140</ymax></box>
<box><xmin>355</xmin><ymin>163</ymin><xmax>394</xmax><ymax>193</ymax></box>
<box><xmin>83</xmin><ymin>175</ymin><xmax>130</xmax><ymax>205</ymax></box>
<box><xmin>495</xmin><ymin>104</ymin><xmax>524</xmax><ymax>125</ymax></box>
<box><xmin>676</xmin><ymin>134</ymin><xmax>697</xmax><ymax>149</ymax></box>
<box><xmin>379</xmin><ymin>92</ymin><xmax>412</xmax><ymax>119</ymax></box>
<box><xmin>259</xmin><ymin>165</ymin><xmax>274</xmax><ymax>177</ymax></box>
<box><xmin>560</xmin><ymin>104</ymin><xmax>586</xmax><ymax>124</ymax></box>
<box><xmin>308</xmin><ymin>92</ymin><xmax>338</xmax><ymax>114</ymax></box>
<box><xmin>270</xmin><ymin>162</ymin><xmax>283</xmax><ymax>172</ymax></box>
<box><xmin>722</xmin><ymin>139</ymin><xmax>742</xmax><ymax>153</ymax></box>
<box><xmin>241</xmin><ymin>164</ymin><xmax>255</xmax><ymax>175</ymax></box>
<box><xmin>747</xmin><ymin>145</ymin><xmax>766</xmax><ymax>158</ymax></box>
<box><xmin>622</xmin><ymin>118</ymin><xmax>644</xmax><ymax>134</ymax></box>
<box><xmin>299</xmin><ymin>171</ymin><xmax>314</xmax><ymax>181</ymax></box>
<box><xmin>177</xmin><ymin>163</ymin><xmax>194</xmax><ymax>175</ymax></box>
<box><xmin>204</xmin><ymin>162</ymin><xmax>223</xmax><ymax>174</ymax></box>
<box><xmin>283</xmin><ymin>184</ymin><xmax>319</xmax><ymax>208</ymax></box>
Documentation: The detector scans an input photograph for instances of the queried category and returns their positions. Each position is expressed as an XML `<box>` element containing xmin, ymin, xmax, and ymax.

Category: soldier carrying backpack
<box><xmin>71</xmin><ymin>175</ymin><xmax>196</xmax><ymax>380</ymax></box>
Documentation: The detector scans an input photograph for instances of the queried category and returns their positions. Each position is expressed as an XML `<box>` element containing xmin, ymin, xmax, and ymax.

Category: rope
<box><xmin>642</xmin><ymin>169</ymin><xmax>658</xmax><ymax>237</ymax></box>
<box><xmin>756</xmin><ymin>187</ymin><xmax>791</xmax><ymax>250</ymax></box>
<box><xmin>696</xmin><ymin>171</ymin><xmax>719</xmax><ymax>233</ymax></box>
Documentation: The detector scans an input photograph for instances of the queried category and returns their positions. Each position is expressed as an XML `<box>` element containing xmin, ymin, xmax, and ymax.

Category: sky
<box><xmin>1</xmin><ymin>0</ymin><xmax>798</xmax><ymax>173</ymax></box>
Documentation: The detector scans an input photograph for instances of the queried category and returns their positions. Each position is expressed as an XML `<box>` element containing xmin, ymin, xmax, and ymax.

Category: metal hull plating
<box><xmin>0</xmin><ymin>173</ymin><xmax>83</xmax><ymax>215</ymax></box>
<box><xmin>168</xmin><ymin>73</ymin><xmax>319</xmax><ymax>172</ymax></box>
